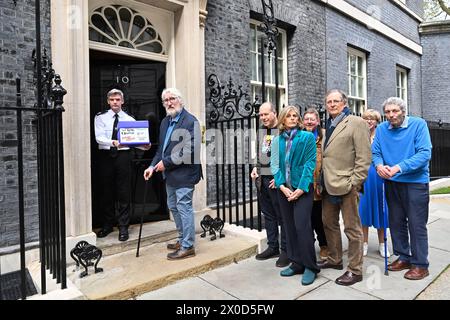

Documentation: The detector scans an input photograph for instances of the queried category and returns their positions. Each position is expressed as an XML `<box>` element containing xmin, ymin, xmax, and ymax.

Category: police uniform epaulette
<box><xmin>96</xmin><ymin>110</ymin><xmax>108</xmax><ymax>116</ymax></box>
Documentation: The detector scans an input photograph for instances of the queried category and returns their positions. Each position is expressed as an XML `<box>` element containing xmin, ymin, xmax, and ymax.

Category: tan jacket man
<box><xmin>322</xmin><ymin>115</ymin><xmax>371</xmax><ymax>195</ymax></box>
<box><xmin>318</xmin><ymin>89</ymin><xmax>371</xmax><ymax>287</ymax></box>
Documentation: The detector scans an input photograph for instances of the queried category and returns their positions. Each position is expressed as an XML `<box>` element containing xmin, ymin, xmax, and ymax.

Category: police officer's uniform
<box><xmin>94</xmin><ymin>109</ymin><xmax>135</xmax><ymax>238</ymax></box>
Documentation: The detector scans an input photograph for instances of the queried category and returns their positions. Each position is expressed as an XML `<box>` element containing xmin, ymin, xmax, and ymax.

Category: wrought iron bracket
<box><xmin>32</xmin><ymin>48</ymin><xmax>67</xmax><ymax>110</ymax></box>
<box><xmin>70</xmin><ymin>241</ymin><xmax>103</xmax><ymax>278</ymax></box>
<box><xmin>260</xmin><ymin>0</ymin><xmax>279</xmax><ymax>58</ymax></box>
<box><xmin>200</xmin><ymin>215</ymin><xmax>225</xmax><ymax>241</ymax></box>
<box><xmin>207</xmin><ymin>74</ymin><xmax>257</xmax><ymax>123</ymax></box>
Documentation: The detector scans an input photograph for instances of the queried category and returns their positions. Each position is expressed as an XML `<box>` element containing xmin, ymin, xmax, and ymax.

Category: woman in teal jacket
<box><xmin>270</xmin><ymin>105</ymin><xmax>319</xmax><ymax>285</ymax></box>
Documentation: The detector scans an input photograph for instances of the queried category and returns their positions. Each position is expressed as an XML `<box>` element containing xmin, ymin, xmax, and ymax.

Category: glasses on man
<box><xmin>326</xmin><ymin>99</ymin><xmax>342</xmax><ymax>105</ymax></box>
<box><xmin>163</xmin><ymin>96</ymin><xmax>178</xmax><ymax>104</ymax></box>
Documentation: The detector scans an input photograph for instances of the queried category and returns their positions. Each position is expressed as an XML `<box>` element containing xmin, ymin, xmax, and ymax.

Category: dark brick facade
<box><xmin>420</xmin><ymin>22</ymin><xmax>450</xmax><ymax>123</ymax></box>
<box><xmin>0</xmin><ymin>0</ymin><xmax>51</xmax><ymax>247</ymax></box>
<box><xmin>325</xmin><ymin>6</ymin><xmax>423</xmax><ymax>116</ymax></box>
<box><xmin>204</xmin><ymin>0</ymin><xmax>326</xmax><ymax>205</ymax></box>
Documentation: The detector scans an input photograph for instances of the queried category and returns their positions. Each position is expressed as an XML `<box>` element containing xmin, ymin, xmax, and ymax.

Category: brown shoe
<box><xmin>335</xmin><ymin>271</ymin><xmax>363</xmax><ymax>286</ymax></box>
<box><xmin>319</xmin><ymin>246</ymin><xmax>328</xmax><ymax>260</ymax></box>
<box><xmin>404</xmin><ymin>267</ymin><xmax>429</xmax><ymax>280</ymax></box>
<box><xmin>167</xmin><ymin>241</ymin><xmax>181</xmax><ymax>251</ymax></box>
<box><xmin>317</xmin><ymin>259</ymin><xmax>343</xmax><ymax>270</ymax></box>
<box><xmin>387</xmin><ymin>258</ymin><xmax>411</xmax><ymax>271</ymax></box>
<box><xmin>167</xmin><ymin>247</ymin><xmax>195</xmax><ymax>260</ymax></box>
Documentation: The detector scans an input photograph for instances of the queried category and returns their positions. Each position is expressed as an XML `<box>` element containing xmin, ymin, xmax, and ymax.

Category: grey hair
<box><xmin>162</xmin><ymin>87</ymin><xmax>184</xmax><ymax>106</ymax></box>
<box><xmin>260</xmin><ymin>101</ymin><xmax>276</xmax><ymax>114</ymax></box>
<box><xmin>324</xmin><ymin>89</ymin><xmax>348</xmax><ymax>105</ymax></box>
<box><xmin>382</xmin><ymin>97</ymin><xmax>406</xmax><ymax>112</ymax></box>
<box><xmin>107</xmin><ymin>88</ymin><xmax>124</xmax><ymax>100</ymax></box>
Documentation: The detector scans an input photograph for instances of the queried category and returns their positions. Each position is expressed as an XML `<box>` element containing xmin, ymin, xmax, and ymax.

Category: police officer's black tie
<box><xmin>111</xmin><ymin>113</ymin><xmax>119</xmax><ymax>157</ymax></box>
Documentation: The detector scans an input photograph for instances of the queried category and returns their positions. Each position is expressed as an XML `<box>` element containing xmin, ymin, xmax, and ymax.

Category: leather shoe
<box><xmin>387</xmin><ymin>258</ymin><xmax>411</xmax><ymax>271</ymax></box>
<box><xmin>335</xmin><ymin>271</ymin><xmax>363</xmax><ymax>286</ymax></box>
<box><xmin>275</xmin><ymin>251</ymin><xmax>290</xmax><ymax>268</ymax></box>
<box><xmin>255</xmin><ymin>247</ymin><xmax>279</xmax><ymax>260</ymax></box>
<box><xmin>167</xmin><ymin>241</ymin><xmax>181</xmax><ymax>251</ymax></box>
<box><xmin>118</xmin><ymin>227</ymin><xmax>129</xmax><ymax>242</ymax></box>
<box><xmin>97</xmin><ymin>227</ymin><xmax>113</xmax><ymax>238</ymax></box>
<box><xmin>317</xmin><ymin>260</ymin><xmax>343</xmax><ymax>270</ymax></box>
<box><xmin>167</xmin><ymin>247</ymin><xmax>196</xmax><ymax>260</ymax></box>
<box><xmin>404</xmin><ymin>267</ymin><xmax>429</xmax><ymax>280</ymax></box>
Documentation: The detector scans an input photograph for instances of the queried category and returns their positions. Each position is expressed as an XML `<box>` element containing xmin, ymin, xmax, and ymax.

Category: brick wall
<box><xmin>325</xmin><ymin>8</ymin><xmax>422</xmax><ymax>116</ymax></box>
<box><xmin>344</xmin><ymin>0</ymin><xmax>422</xmax><ymax>43</ymax></box>
<box><xmin>421</xmin><ymin>30</ymin><xmax>450</xmax><ymax>123</ymax></box>
<box><xmin>0</xmin><ymin>0</ymin><xmax>51</xmax><ymax>247</ymax></box>
<box><xmin>204</xmin><ymin>0</ymin><xmax>326</xmax><ymax>205</ymax></box>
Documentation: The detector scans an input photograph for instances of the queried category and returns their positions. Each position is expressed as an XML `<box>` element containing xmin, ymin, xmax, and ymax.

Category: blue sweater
<box><xmin>372</xmin><ymin>116</ymin><xmax>432</xmax><ymax>183</ymax></box>
<box><xmin>270</xmin><ymin>130</ymin><xmax>316</xmax><ymax>192</ymax></box>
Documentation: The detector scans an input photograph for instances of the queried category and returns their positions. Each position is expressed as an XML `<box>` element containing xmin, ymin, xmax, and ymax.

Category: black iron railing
<box><xmin>0</xmin><ymin>0</ymin><xmax>67</xmax><ymax>300</ymax></box>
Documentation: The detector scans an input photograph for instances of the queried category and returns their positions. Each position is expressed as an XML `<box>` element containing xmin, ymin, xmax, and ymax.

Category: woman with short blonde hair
<box><xmin>359</xmin><ymin>108</ymin><xmax>391</xmax><ymax>258</ymax></box>
<box><xmin>271</xmin><ymin>105</ymin><xmax>319</xmax><ymax>286</ymax></box>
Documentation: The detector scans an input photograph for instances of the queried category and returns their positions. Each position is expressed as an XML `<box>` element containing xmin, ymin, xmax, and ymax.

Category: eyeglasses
<box><xmin>163</xmin><ymin>96</ymin><xmax>178</xmax><ymax>104</ymax></box>
<box><xmin>326</xmin><ymin>99</ymin><xmax>343</xmax><ymax>105</ymax></box>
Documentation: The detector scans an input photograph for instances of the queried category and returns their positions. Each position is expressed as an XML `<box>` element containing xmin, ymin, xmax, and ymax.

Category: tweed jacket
<box><xmin>321</xmin><ymin>115</ymin><xmax>371</xmax><ymax>196</ymax></box>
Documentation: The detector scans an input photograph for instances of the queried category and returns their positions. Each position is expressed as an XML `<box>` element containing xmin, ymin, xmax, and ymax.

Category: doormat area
<box><xmin>0</xmin><ymin>268</ymin><xmax>38</xmax><ymax>300</ymax></box>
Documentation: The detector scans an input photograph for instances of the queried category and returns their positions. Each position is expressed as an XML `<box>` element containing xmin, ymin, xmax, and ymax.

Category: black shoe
<box><xmin>256</xmin><ymin>247</ymin><xmax>280</xmax><ymax>260</ymax></box>
<box><xmin>118</xmin><ymin>227</ymin><xmax>129</xmax><ymax>242</ymax></box>
<box><xmin>276</xmin><ymin>251</ymin><xmax>290</xmax><ymax>268</ymax></box>
<box><xmin>97</xmin><ymin>227</ymin><xmax>113</xmax><ymax>238</ymax></box>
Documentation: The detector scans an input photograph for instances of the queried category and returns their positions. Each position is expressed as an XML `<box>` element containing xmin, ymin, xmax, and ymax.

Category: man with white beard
<box><xmin>144</xmin><ymin>88</ymin><xmax>202</xmax><ymax>260</ymax></box>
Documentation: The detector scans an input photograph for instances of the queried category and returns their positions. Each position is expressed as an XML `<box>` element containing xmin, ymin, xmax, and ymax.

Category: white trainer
<box><xmin>363</xmin><ymin>242</ymin><xmax>368</xmax><ymax>256</ymax></box>
<box><xmin>379</xmin><ymin>243</ymin><xmax>391</xmax><ymax>258</ymax></box>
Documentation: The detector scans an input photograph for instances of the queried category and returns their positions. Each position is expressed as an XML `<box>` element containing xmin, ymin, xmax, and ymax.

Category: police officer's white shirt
<box><xmin>94</xmin><ymin>109</ymin><xmax>135</xmax><ymax>150</ymax></box>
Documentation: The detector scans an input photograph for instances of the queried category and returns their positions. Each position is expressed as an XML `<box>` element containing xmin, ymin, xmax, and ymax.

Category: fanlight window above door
<box><xmin>89</xmin><ymin>5</ymin><xmax>165</xmax><ymax>54</ymax></box>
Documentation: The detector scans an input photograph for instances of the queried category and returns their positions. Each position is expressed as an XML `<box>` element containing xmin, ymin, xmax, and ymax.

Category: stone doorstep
<box><xmin>68</xmin><ymin>233</ymin><xmax>258</xmax><ymax>300</ymax></box>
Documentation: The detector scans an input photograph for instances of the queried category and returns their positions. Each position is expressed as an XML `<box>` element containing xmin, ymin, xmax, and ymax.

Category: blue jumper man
<box><xmin>372</xmin><ymin>97</ymin><xmax>432</xmax><ymax>281</ymax></box>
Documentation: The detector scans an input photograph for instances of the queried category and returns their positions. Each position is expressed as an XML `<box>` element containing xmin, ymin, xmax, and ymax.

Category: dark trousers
<box><xmin>259</xmin><ymin>176</ymin><xmax>286</xmax><ymax>252</ymax></box>
<box><xmin>385</xmin><ymin>181</ymin><xmax>429</xmax><ymax>268</ymax></box>
<box><xmin>98</xmin><ymin>150</ymin><xmax>132</xmax><ymax>228</ymax></box>
<box><xmin>277</xmin><ymin>185</ymin><xmax>319</xmax><ymax>273</ymax></box>
<box><xmin>311</xmin><ymin>200</ymin><xmax>327</xmax><ymax>247</ymax></box>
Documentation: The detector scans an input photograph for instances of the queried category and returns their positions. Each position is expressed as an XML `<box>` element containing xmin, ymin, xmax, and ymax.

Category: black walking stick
<box><xmin>136</xmin><ymin>179</ymin><xmax>149</xmax><ymax>257</ymax></box>
<box><xmin>382</xmin><ymin>181</ymin><xmax>389</xmax><ymax>276</ymax></box>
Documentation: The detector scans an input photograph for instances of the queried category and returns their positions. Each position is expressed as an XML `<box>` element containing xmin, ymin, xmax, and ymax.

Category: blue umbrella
<box><xmin>382</xmin><ymin>181</ymin><xmax>389</xmax><ymax>276</ymax></box>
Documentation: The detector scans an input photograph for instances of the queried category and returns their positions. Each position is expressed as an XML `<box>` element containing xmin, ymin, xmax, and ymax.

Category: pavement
<box><xmin>26</xmin><ymin>193</ymin><xmax>450</xmax><ymax>301</ymax></box>
<box><xmin>134</xmin><ymin>194</ymin><xmax>450</xmax><ymax>301</ymax></box>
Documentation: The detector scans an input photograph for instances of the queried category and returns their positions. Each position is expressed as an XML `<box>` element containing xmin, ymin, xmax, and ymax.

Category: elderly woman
<box><xmin>359</xmin><ymin>109</ymin><xmax>390</xmax><ymax>257</ymax></box>
<box><xmin>271</xmin><ymin>105</ymin><xmax>319</xmax><ymax>285</ymax></box>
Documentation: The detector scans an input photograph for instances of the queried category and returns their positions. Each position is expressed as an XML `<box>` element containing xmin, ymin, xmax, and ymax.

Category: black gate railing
<box><xmin>207</xmin><ymin>74</ymin><xmax>261</xmax><ymax>230</ymax></box>
<box><xmin>428</xmin><ymin>122</ymin><xmax>450</xmax><ymax>179</ymax></box>
<box><xmin>0</xmin><ymin>0</ymin><xmax>67</xmax><ymax>300</ymax></box>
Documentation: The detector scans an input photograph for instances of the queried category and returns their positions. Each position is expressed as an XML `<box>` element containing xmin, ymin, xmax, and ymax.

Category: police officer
<box><xmin>94</xmin><ymin>88</ymin><xmax>149</xmax><ymax>241</ymax></box>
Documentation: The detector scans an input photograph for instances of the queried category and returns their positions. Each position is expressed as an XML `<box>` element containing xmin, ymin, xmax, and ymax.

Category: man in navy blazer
<box><xmin>144</xmin><ymin>88</ymin><xmax>202</xmax><ymax>260</ymax></box>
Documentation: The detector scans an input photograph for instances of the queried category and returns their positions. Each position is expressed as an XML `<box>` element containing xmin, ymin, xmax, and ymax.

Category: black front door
<box><xmin>89</xmin><ymin>50</ymin><xmax>169</xmax><ymax>228</ymax></box>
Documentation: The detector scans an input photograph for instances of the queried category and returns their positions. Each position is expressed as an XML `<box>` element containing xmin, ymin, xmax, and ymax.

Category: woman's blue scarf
<box><xmin>282</xmin><ymin>128</ymin><xmax>298</xmax><ymax>188</ymax></box>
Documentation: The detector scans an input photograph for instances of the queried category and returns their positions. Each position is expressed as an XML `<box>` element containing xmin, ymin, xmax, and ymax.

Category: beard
<box><xmin>166</xmin><ymin>105</ymin><xmax>182</xmax><ymax>117</ymax></box>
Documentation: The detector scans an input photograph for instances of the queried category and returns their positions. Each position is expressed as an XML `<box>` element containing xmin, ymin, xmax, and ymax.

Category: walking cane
<box><xmin>136</xmin><ymin>179</ymin><xmax>149</xmax><ymax>257</ymax></box>
<box><xmin>382</xmin><ymin>181</ymin><xmax>389</xmax><ymax>276</ymax></box>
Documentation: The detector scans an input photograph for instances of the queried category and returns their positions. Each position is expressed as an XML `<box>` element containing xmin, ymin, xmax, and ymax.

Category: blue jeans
<box><xmin>166</xmin><ymin>184</ymin><xmax>196</xmax><ymax>249</ymax></box>
<box><xmin>385</xmin><ymin>181</ymin><xmax>429</xmax><ymax>268</ymax></box>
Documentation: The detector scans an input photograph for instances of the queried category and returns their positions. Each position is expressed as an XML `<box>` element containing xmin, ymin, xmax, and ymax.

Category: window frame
<box><xmin>347</xmin><ymin>47</ymin><xmax>367</xmax><ymax>114</ymax></box>
<box><xmin>396</xmin><ymin>66</ymin><xmax>408</xmax><ymax>113</ymax></box>
<box><xmin>249</xmin><ymin>19</ymin><xmax>288</xmax><ymax>107</ymax></box>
